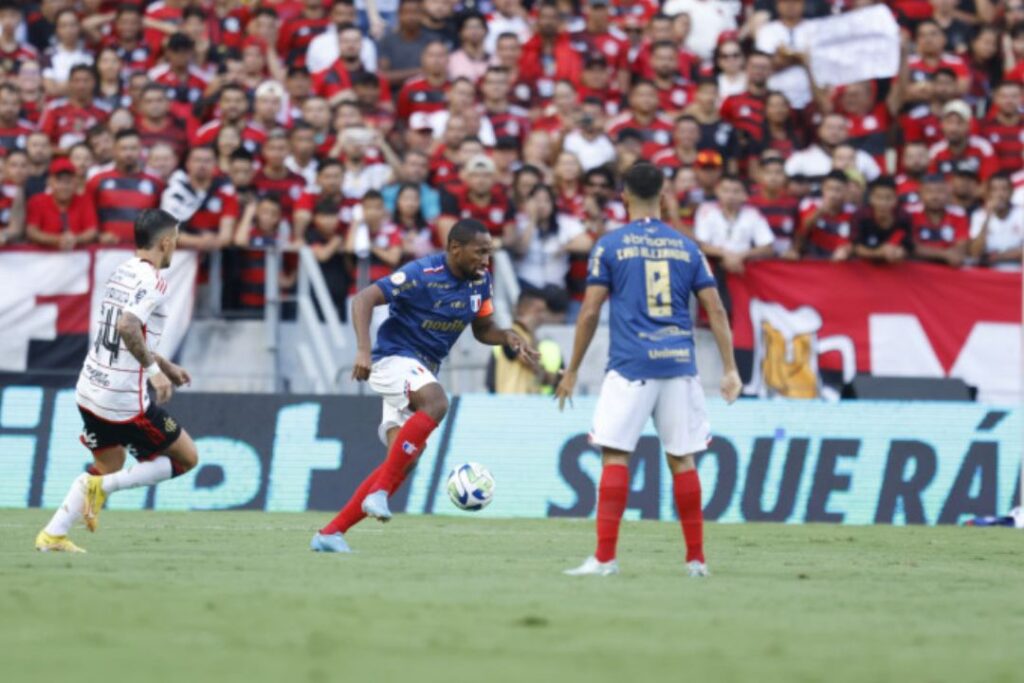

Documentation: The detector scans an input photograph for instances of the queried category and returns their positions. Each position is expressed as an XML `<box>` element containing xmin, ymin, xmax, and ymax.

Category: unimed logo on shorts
<box><xmin>0</xmin><ymin>386</ymin><xmax>1020</xmax><ymax>525</ymax></box>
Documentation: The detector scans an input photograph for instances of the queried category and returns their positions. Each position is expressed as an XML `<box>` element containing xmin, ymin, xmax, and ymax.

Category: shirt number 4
<box><xmin>645</xmin><ymin>260</ymin><xmax>672</xmax><ymax>317</ymax></box>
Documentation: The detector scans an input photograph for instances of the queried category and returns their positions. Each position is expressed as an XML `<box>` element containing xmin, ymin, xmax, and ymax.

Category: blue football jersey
<box><xmin>587</xmin><ymin>217</ymin><xmax>716</xmax><ymax>380</ymax></box>
<box><xmin>373</xmin><ymin>253</ymin><xmax>494</xmax><ymax>372</ymax></box>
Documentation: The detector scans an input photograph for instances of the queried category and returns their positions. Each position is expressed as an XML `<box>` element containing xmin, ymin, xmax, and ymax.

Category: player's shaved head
<box><xmin>623</xmin><ymin>162</ymin><xmax>665</xmax><ymax>201</ymax></box>
<box><xmin>448</xmin><ymin>218</ymin><xmax>489</xmax><ymax>246</ymax></box>
<box><xmin>135</xmin><ymin>208</ymin><xmax>179</xmax><ymax>250</ymax></box>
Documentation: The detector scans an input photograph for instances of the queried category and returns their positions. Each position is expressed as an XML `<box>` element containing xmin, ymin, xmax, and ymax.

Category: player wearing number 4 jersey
<box><xmin>556</xmin><ymin>162</ymin><xmax>743</xmax><ymax>578</ymax></box>
<box><xmin>36</xmin><ymin>209</ymin><xmax>200</xmax><ymax>553</ymax></box>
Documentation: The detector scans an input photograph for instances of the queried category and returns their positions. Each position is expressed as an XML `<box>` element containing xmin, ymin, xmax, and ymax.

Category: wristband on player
<box><xmin>144</xmin><ymin>362</ymin><xmax>162</xmax><ymax>379</ymax></box>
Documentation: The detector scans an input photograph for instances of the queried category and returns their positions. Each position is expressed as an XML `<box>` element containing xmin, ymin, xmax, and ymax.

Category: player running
<box><xmin>312</xmin><ymin>218</ymin><xmax>538</xmax><ymax>553</ymax></box>
<box><xmin>555</xmin><ymin>162</ymin><xmax>742</xmax><ymax>578</ymax></box>
<box><xmin>35</xmin><ymin>209</ymin><xmax>199</xmax><ymax>553</ymax></box>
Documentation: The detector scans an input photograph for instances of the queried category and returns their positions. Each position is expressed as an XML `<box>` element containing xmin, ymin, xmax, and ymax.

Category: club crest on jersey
<box><xmin>164</xmin><ymin>416</ymin><xmax>178</xmax><ymax>433</ymax></box>
<box><xmin>470</xmin><ymin>294</ymin><xmax>482</xmax><ymax>312</ymax></box>
<box><xmin>489</xmin><ymin>208</ymin><xmax>503</xmax><ymax>224</ymax></box>
<box><xmin>135</xmin><ymin>288</ymin><xmax>147</xmax><ymax>303</ymax></box>
<box><xmin>390</xmin><ymin>271</ymin><xmax>407</xmax><ymax>285</ymax></box>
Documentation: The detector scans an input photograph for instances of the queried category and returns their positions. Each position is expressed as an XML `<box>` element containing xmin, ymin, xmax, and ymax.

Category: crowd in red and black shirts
<box><xmin>0</xmin><ymin>0</ymin><xmax>1021</xmax><ymax>322</ymax></box>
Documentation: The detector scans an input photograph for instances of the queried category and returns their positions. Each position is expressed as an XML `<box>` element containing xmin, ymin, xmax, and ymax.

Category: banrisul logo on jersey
<box><xmin>1</xmin><ymin>387</ymin><xmax>1020</xmax><ymax>525</ymax></box>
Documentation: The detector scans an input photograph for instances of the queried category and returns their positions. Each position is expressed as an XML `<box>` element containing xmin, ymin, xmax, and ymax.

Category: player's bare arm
<box><xmin>117</xmin><ymin>311</ymin><xmax>173</xmax><ymax>404</ymax></box>
<box><xmin>471</xmin><ymin>315</ymin><xmax>540</xmax><ymax>367</ymax></box>
<box><xmin>696</xmin><ymin>287</ymin><xmax>742</xmax><ymax>404</ymax></box>
<box><xmin>155</xmin><ymin>354</ymin><xmax>191</xmax><ymax>387</ymax></box>
<box><xmin>555</xmin><ymin>284</ymin><xmax>609</xmax><ymax>411</ymax></box>
<box><xmin>350</xmin><ymin>283</ymin><xmax>387</xmax><ymax>381</ymax></box>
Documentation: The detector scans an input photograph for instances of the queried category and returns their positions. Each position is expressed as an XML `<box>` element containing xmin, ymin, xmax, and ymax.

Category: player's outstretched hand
<box><xmin>149</xmin><ymin>372</ymin><xmax>174</xmax><ymax>405</ymax></box>
<box><xmin>720</xmin><ymin>369</ymin><xmax>742</xmax><ymax>404</ymax></box>
<box><xmin>352</xmin><ymin>349</ymin><xmax>373</xmax><ymax>382</ymax></box>
<box><xmin>555</xmin><ymin>369</ymin><xmax>576</xmax><ymax>411</ymax></box>
<box><xmin>164</xmin><ymin>363</ymin><xmax>192</xmax><ymax>387</ymax></box>
<box><xmin>505</xmin><ymin>330</ymin><xmax>540</xmax><ymax>368</ymax></box>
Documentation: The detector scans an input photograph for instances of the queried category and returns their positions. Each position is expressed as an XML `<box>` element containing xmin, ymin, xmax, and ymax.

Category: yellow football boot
<box><xmin>82</xmin><ymin>475</ymin><xmax>107</xmax><ymax>532</ymax></box>
<box><xmin>35</xmin><ymin>530</ymin><xmax>86</xmax><ymax>553</ymax></box>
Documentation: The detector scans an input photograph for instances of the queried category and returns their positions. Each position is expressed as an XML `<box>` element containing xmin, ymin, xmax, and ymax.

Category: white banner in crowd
<box><xmin>0</xmin><ymin>249</ymin><xmax>197</xmax><ymax>373</ymax></box>
<box><xmin>807</xmin><ymin>5</ymin><xmax>901</xmax><ymax>87</ymax></box>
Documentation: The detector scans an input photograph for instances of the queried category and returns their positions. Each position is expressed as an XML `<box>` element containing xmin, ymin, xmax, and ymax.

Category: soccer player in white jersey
<box><xmin>35</xmin><ymin>209</ymin><xmax>199</xmax><ymax>553</ymax></box>
<box><xmin>556</xmin><ymin>162</ymin><xmax>743</xmax><ymax>578</ymax></box>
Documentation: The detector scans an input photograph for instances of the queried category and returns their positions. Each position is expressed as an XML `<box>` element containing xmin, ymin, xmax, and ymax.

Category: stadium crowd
<box><xmin>0</xmin><ymin>0</ymin><xmax>1022</xmax><ymax>321</ymax></box>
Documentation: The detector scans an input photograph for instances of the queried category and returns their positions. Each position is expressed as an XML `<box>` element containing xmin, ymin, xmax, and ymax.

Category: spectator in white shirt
<box><xmin>562</xmin><ymin>98</ymin><xmax>617</xmax><ymax>171</ymax></box>
<box><xmin>484</xmin><ymin>0</ymin><xmax>531</xmax><ymax>55</ymax></box>
<box><xmin>970</xmin><ymin>173</ymin><xmax>1024</xmax><ymax>270</ymax></box>
<box><xmin>755</xmin><ymin>0</ymin><xmax>813</xmax><ymax>109</ymax></box>
<box><xmin>695</xmin><ymin>175</ymin><xmax>775</xmax><ymax>273</ymax></box>
<box><xmin>785</xmin><ymin>113</ymin><xmax>881</xmax><ymax>188</ymax></box>
<box><xmin>662</xmin><ymin>0</ymin><xmax>738</xmax><ymax>60</ymax></box>
<box><xmin>42</xmin><ymin>9</ymin><xmax>93</xmax><ymax>96</ymax></box>
<box><xmin>306</xmin><ymin>4</ymin><xmax>379</xmax><ymax>74</ymax></box>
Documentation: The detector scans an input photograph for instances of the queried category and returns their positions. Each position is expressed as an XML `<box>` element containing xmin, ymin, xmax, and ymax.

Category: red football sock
<box><xmin>371</xmin><ymin>411</ymin><xmax>438</xmax><ymax>493</ymax></box>
<box><xmin>673</xmin><ymin>470</ymin><xmax>704</xmax><ymax>563</ymax></box>
<box><xmin>594</xmin><ymin>464</ymin><xmax>629</xmax><ymax>563</ymax></box>
<box><xmin>320</xmin><ymin>464</ymin><xmax>383</xmax><ymax>535</ymax></box>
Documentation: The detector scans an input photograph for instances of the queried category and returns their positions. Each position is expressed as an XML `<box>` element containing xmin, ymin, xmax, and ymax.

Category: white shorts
<box><xmin>368</xmin><ymin>355</ymin><xmax>440</xmax><ymax>444</ymax></box>
<box><xmin>590</xmin><ymin>371</ymin><xmax>710</xmax><ymax>455</ymax></box>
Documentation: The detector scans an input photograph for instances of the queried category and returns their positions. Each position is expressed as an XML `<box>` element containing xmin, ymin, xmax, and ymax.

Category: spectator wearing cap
<box><xmin>253</xmin><ymin>81</ymin><xmax>289</xmax><ymax>135</ymax></box>
<box><xmin>146</xmin><ymin>32</ymin><xmax>210</xmax><ymax>122</ymax></box>
<box><xmin>785</xmin><ymin>113</ymin><xmax>881</xmax><ymax>190</ymax></box>
<box><xmin>448</xmin><ymin>11</ymin><xmax>489</xmax><ymax>82</ymax></box>
<box><xmin>648</xmin><ymin>40</ymin><xmax>696</xmax><ymax>115</ymax></box>
<box><xmin>520</xmin><ymin>1</ymin><xmax>582</xmax><ymax>105</ymax></box>
<box><xmin>38</xmin><ymin>64</ymin><xmax>110</xmax><ymax>151</ymax></box>
<box><xmin>749</xmin><ymin>156</ymin><xmax>799</xmax><ymax>255</ymax></box>
<box><xmin>853</xmin><ymin>176</ymin><xmax>913</xmax><ymax>264</ymax></box>
<box><xmin>192</xmin><ymin>84</ymin><xmax>268</xmax><ymax>156</ymax></box>
<box><xmin>437</xmin><ymin>153</ymin><xmax>514</xmax><ymax>242</ymax></box>
<box><xmin>928</xmin><ymin>99</ymin><xmax>997</xmax><ymax>181</ymax></box>
<box><xmin>562</xmin><ymin>98</ymin><xmax>616</xmax><ymax>172</ymax></box>
<box><xmin>693</xmin><ymin>150</ymin><xmax>724</xmax><ymax>204</ymax></box>
<box><xmin>578</xmin><ymin>53</ymin><xmax>623</xmax><ymax>118</ymax></box>
<box><xmin>86</xmin><ymin>129</ymin><xmax>163</xmax><ymax>246</ymax></box>
<box><xmin>979</xmin><ymin>82</ymin><xmax>1023</xmax><ymax>174</ymax></box>
<box><xmin>720</xmin><ymin>51</ymin><xmax>772</xmax><ymax>147</ymax></box>
<box><xmin>506</xmin><ymin>183</ymin><xmax>590</xmax><ymax>290</ymax></box>
<box><xmin>790</xmin><ymin>170</ymin><xmax>857</xmax><ymax>261</ymax></box>
<box><xmin>606</xmin><ymin>81</ymin><xmax>674</xmax><ymax>159</ymax></box>
<box><xmin>685</xmin><ymin>77</ymin><xmax>741</xmax><ymax>165</ymax></box>
<box><xmin>695</xmin><ymin>175</ymin><xmax>775</xmax><ymax>275</ymax></box>
<box><xmin>970</xmin><ymin>173</ymin><xmax>1024</xmax><ymax>270</ymax></box>
<box><xmin>378</xmin><ymin>0</ymin><xmax>434</xmax><ymax>90</ymax></box>
<box><xmin>909</xmin><ymin>20</ymin><xmax>970</xmax><ymax>95</ymax></box>
<box><xmin>570</xmin><ymin>0</ymin><xmax>631</xmax><ymax>93</ymax></box>
<box><xmin>396</xmin><ymin>40</ymin><xmax>450</xmax><ymax>128</ymax></box>
<box><xmin>25</xmin><ymin>156</ymin><xmax>97</xmax><ymax>251</ymax></box>
<box><xmin>907</xmin><ymin>173</ymin><xmax>970</xmax><ymax>267</ymax></box>
<box><xmin>481</xmin><ymin>66</ymin><xmax>530</xmax><ymax>150</ymax></box>
<box><xmin>662</xmin><ymin>0</ymin><xmax>737</xmax><ymax>61</ymax></box>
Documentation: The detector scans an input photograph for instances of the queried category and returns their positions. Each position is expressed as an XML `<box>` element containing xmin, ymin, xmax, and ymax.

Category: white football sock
<box><xmin>101</xmin><ymin>456</ymin><xmax>173</xmax><ymax>494</ymax></box>
<box><xmin>43</xmin><ymin>473</ymin><xmax>89</xmax><ymax>536</ymax></box>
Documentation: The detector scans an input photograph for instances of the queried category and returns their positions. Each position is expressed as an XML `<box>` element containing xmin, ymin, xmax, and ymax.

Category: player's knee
<box><xmin>423</xmin><ymin>394</ymin><xmax>449</xmax><ymax>423</ymax></box>
<box><xmin>168</xmin><ymin>435</ymin><xmax>199</xmax><ymax>476</ymax></box>
<box><xmin>667</xmin><ymin>453</ymin><xmax>696</xmax><ymax>473</ymax></box>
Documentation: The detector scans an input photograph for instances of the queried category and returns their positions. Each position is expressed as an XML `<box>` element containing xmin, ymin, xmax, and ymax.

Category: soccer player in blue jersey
<box><xmin>556</xmin><ymin>162</ymin><xmax>743</xmax><ymax>577</ymax></box>
<box><xmin>312</xmin><ymin>218</ymin><xmax>538</xmax><ymax>553</ymax></box>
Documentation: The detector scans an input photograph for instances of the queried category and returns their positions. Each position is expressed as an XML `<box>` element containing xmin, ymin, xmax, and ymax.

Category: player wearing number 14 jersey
<box><xmin>36</xmin><ymin>209</ymin><xmax>200</xmax><ymax>553</ymax></box>
<box><xmin>556</xmin><ymin>163</ymin><xmax>743</xmax><ymax>578</ymax></box>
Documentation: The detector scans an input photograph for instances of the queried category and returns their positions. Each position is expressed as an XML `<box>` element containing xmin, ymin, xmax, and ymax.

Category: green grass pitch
<box><xmin>2</xmin><ymin>510</ymin><xmax>1023</xmax><ymax>683</ymax></box>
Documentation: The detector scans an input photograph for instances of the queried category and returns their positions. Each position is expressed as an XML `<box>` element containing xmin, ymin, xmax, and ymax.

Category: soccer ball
<box><xmin>446</xmin><ymin>462</ymin><xmax>495</xmax><ymax>511</ymax></box>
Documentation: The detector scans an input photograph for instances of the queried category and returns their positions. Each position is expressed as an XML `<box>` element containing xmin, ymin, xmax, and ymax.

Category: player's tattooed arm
<box><xmin>116</xmin><ymin>312</ymin><xmax>156</xmax><ymax>368</ymax></box>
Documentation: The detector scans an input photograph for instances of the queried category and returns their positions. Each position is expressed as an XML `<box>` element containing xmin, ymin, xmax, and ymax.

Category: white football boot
<box><xmin>687</xmin><ymin>560</ymin><xmax>710</xmax><ymax>578</ymax></box>
<box><xmin>564</xmin><ymin>556</ymin><xmax>620</xmax><ymax>576</ymax></box>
